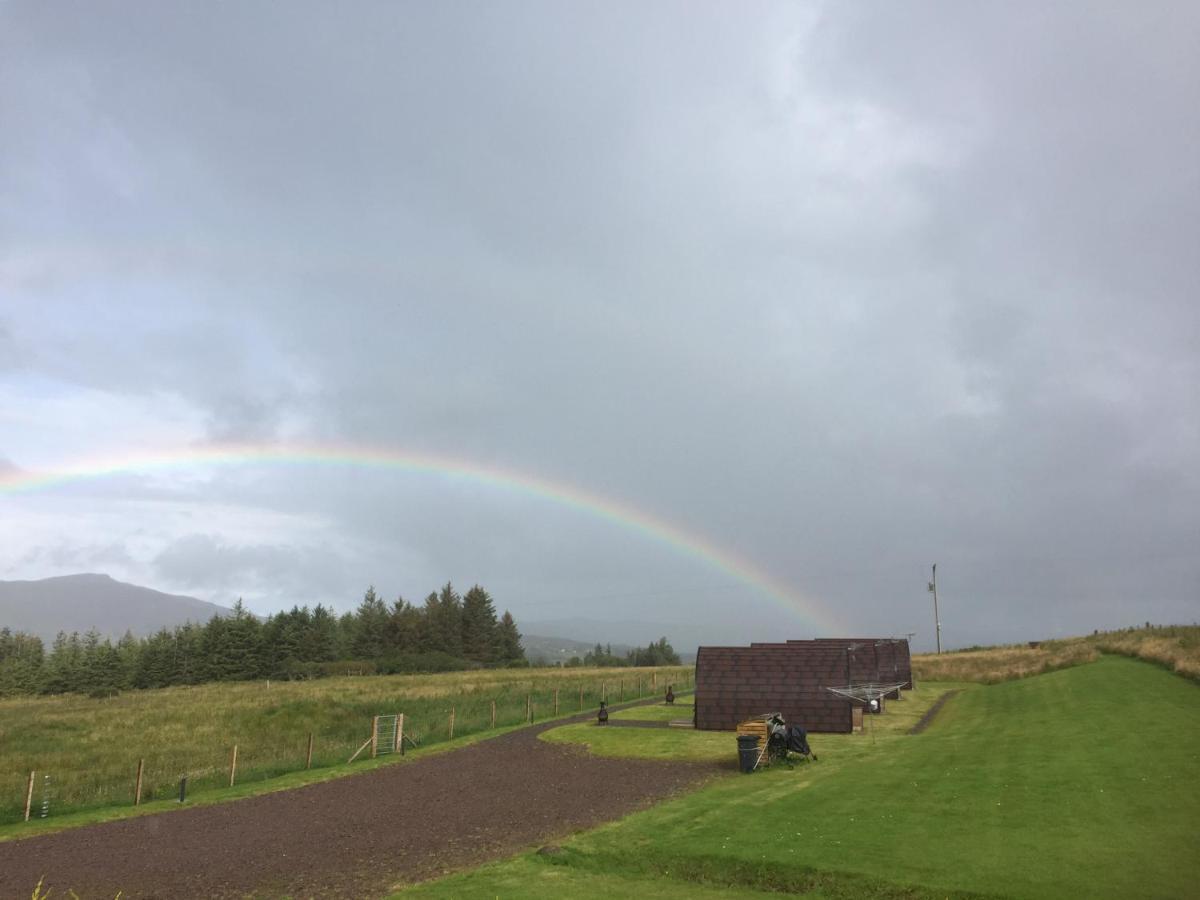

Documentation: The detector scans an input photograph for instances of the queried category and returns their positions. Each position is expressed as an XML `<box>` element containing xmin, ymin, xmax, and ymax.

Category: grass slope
<box><xmin>913</xmin><ymin>624</ymin><xmax>1200</xmax><ymax>684</ymax></box>
<box><xmin>400</xmin><ymin>657</ymin><xmax>1199</xmax><ymax>899</ymax></box>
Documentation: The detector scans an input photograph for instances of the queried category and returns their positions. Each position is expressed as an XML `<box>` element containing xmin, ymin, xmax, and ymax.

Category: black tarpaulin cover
<box><xmin>785</xmin><ymin>725</ymin><xmax>812</xmax><ymax>756</ymax></box>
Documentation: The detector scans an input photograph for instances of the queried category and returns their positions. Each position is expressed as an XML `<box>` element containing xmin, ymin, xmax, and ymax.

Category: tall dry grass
<box><xmin>0</xmin><ymin>665</ymin><xmax>692</xmax><ymax>825</ymax></box>
<box><xmin>913</xmin><ymin>624</ymin><xmax>1200</xmax><ymax>685</ymax></box>
<box><xmin>1088</xmin><ymin>625</ymin><xmax>1200</xmax><ymax>680</ymax></box>
<box><xmin>913</xmin><ymin>643</ymin><xmax>1099</xmax><ymax>684</ymax></box>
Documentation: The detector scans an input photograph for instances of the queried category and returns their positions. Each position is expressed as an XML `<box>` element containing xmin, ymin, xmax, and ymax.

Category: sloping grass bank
<box><xmin>913</xmin><ymin>642</ymin><xmax>1099</xmax><ymax>683</ymax></box>
<box><xmin>399</xmin><ymin>656</ymin><xmax>1200</xmax><ymax>899</ymax></box>
<box><xmin>912</xmin><ymin>625</ymin><xmax>1200</xmax><ymax>685</ymax></box>
<box><xmin>1089</xmin><ymin>624</ymin><xmax>1200</xmax><ymax>680</ymax></box>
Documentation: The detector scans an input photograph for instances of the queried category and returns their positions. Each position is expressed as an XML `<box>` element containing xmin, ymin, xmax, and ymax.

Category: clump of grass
<box><xmin>29</xmin><ymin>876</ymin><xmax>110</xmax><ymax>899</ymax></box>
<box><xmin>913</xmin><ymin>643</ymin><xmax>1099</xmax><ymax>684</ymax></box>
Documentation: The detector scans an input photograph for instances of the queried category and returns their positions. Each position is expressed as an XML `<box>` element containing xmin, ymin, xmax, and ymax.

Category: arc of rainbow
<box><xmin>0</xmin><ymin>443</ymin><xmax>841</xmax><ymax>631</ymax></box>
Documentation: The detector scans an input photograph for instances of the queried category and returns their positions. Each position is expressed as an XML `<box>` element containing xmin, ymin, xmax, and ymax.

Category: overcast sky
<box><xmin>2</xmin><ymin>2</ymin><xmax>1197</xmax><ymax>652</ymax></box>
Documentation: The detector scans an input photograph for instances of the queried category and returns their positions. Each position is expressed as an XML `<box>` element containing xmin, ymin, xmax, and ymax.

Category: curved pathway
<box><xmin>0</xmin><ymin>707</ymin><xmax>715</xmax><ymax>898</ymax></box>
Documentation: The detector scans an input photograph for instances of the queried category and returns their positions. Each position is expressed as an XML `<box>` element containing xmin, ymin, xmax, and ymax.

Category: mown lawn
<box><xmin>399</xmin><ymin>656</ymin><xmax>1200</xmax><ymax>899</ymax></box>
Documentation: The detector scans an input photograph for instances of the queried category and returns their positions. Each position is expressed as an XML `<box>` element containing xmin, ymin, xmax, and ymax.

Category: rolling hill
<box><xmin>0</xmin><ymin>573</ymin><xmax>234</xmax><ymax>642</ymax></box>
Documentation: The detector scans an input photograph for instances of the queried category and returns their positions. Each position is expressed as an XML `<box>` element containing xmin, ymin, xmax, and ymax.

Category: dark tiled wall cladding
<box><xmin>695</xmin><ymin>638</ymin><xmax>913</xmax><ymax>733</ymax></box>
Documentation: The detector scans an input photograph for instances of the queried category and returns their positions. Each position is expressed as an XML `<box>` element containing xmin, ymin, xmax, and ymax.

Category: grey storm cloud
<box><xmin>152</xmin><ymin>534</ymin><xmax>352</xmax><ymax>603</ymax></box>
<box><xmin>1</xmin><ymin>2</ymin><xmax>1196</xmax><ymax>649</ymax></box>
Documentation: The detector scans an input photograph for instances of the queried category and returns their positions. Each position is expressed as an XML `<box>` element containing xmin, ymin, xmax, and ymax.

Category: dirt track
<box><xmin>0</xmin><ymin>707</ymin><xmax>717</xmax><ymax>898</ymax></box>
<box><xmin>908</xmin><ymin>689</ymin><xmax>962</xmax><ymax>734</ymax></box>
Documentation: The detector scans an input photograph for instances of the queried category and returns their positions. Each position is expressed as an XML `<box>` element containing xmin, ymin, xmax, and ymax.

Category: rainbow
<box><xmin>0</xmin><ymin>443</ymin><xmax>842</xmax><ymax>630</ymax></box>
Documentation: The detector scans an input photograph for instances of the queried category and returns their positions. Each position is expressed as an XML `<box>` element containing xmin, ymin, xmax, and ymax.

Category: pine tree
<box><xmin>260</xmin><ymin>608</ymin><xmax>305</xmax><ymax>677</ymax></box>
<box><xmin>218</xmin><ymin>600</ymin><xmax>262</xmax><ymax>681</ymax></box>
<box><xmin>0</xmin><ymin>629</ymin><xmax>45</xmax><ymax>695</ymax></box>
<box><xmin>199</xmin><ymin>615</ymin><xmax>229</xmax><ymax>681</ymax></box>
<box><xmin>115</xmin><ymin>630</ymin><xmax>139</xmax><ymax>685</ymax></box>
<box><xmin>173</xmin><ymin>622</ymin><xmax>205</xmax><ymax>684</ymax></box>
<box><xmin>134</xmin><ymin>629</ymin><xmax>172</xmax><ymax>689</ymax></box>
<box><xmin>460</xmin><ymin>585</ymin><xmax>498</xmax><ymax>663</ymax></box>
<box><xmin>419</xmin><ymin>592</ymin><xmax>440</xmax><ymax>648</ymax></box>
<box><xmin>494</xmin><ymin>611</ymin><xmax>524</xmax><ymax>665</ymax></box>
<box><xmin>43</xmin><ymin>631</ymin><xmax>86</xmax><ymax>693</ymax></box>
<box><xmin>81</xmin><ymin>627</ymin><xmax>103</xmax><ymax>684</ymax></box>
<box><xmin>335</xmin><ymin>611</ymin><xmax>357</xmax><ymax>659</ymax></box>
<box><xmin>307</xmin><ymin>605</ymin><xmax>339</xmax><ymax>662</ymax></box>
<box><xmin>430</xmin><ymin>582</ymin><xmax>463</xmax><ymax>657</ymax></box>
<box><xmin>385</xmin><ymin>598</ymin><xmax>422</xmax><ymax>654</ymax></box>
<box><xmin>352</xmin><ymin>586</ymin><xmax>388</xmax><ymax>659</ymax></box>
<box><xmin>86</xmin><ymin>639</ymin><xmax>124</xmax><ymax>696</ymax></box>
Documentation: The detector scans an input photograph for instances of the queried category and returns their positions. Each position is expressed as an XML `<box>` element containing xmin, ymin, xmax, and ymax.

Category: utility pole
<box><xmin>927</xmin><ymin>564</ymin><xmax>941</xmax><ymax>654</ymax></box>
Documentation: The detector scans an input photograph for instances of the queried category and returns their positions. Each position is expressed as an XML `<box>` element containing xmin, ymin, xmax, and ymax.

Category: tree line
<box><xmin>0</xmin><ymin>582</ymin><xmax>526</xmax><ymax>696</ymax></box>
<box><xmin>565</xmin><ymin>637</ymin><xmax>681</xmax><ymax>668</ymax></box>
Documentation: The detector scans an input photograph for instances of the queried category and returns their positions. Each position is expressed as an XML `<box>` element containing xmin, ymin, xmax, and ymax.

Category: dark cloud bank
<box><xmin>1</xmin><ymin>2</ymin><xmax>1196</xmax><ymax>650</ymax></box>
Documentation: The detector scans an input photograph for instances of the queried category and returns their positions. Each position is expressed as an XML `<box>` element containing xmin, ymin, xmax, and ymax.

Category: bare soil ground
<box><xmin>0</xmin><ymin>707</ymin><xmax>715</xmax><ymax>899</ymax></box>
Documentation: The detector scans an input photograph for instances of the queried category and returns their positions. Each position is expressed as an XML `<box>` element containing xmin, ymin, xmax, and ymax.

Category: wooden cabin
<box><xmin>695</xmin><ymin>637</ymin><xmax>913</xmax><ymax>733</ymax></box>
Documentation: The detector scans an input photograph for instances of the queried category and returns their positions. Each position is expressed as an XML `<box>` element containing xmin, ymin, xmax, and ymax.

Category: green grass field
<box><xmin>0</xmin><ymin>665</ymin><xmax>691</xmax><ymax>827</ymax></box>
<box><xmin>400</xmin><ymin>656</ymin><xmax>1200</xmax><ymax>899</ymax></box>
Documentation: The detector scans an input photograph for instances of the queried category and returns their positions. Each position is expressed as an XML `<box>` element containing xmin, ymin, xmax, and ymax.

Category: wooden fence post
<box><xmin>371</xmin><ymin>716</ymin><xmax>379</xmax><ymax>759</ymax></box>
<box><xmin>449</xmin><ymin>708</ymin><xmax>456</xmax><ymax>740</ymax></box>
<box><xmin>229</xmin><ymin>745</ymin><xmax>238</xmax><ymax>787</ymax></box>
<box><xmin>306</xmin><ymin>732</ymin><xmax>314</xmax><ymax>769</ymax></box>
<box><xmin>652</xmin><ymin>671</ymin><xmax>657</xmax><ymax>690</ymax></box>
<box><xmin>24</xmin><ymin>771</ymin><xmax>35</xmax><ymax>822</ymax></box>
<box><xmin>134</xmin><ymin>758</ymin><xmax>144</xmax><ymax>806</ymax></box>
<box><xmin>347</xmin><ymin>736</ymin><xmax>373</xmax><ymax>764</ymax></box>
<box><xmin>554</xmin><ymin>688</ymin><xmax>559</xmax><ymax>716</ymax></box>
<box><xmin>620</xmin><ymin>679</ymin><xmax>624</xmax><ymax>701</ymax></box>
<box><xmin>526</xmin><ymin>694</ymin><xmax>531</xmax><ymax>724</ymax></box>
<box><xmin>396</xmin><ymin>713</ymin><xmax>405</xmax><ymax>754</ymax></box>
<box><xmin>490</xmin><ymin>699</ymin><xmax>496</xmax><ymax>728</ymax></box>
<box><xmin>579</xmin><ymin>684</ymin><xmax>583</xmax><ymax>711</ymax></box>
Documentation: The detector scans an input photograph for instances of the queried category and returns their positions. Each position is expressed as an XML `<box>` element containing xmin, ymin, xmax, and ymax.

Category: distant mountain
<box><xmin>0</xmin><ymin>573</ymin><xmax>234</xmax><ymax>643</ymax></box>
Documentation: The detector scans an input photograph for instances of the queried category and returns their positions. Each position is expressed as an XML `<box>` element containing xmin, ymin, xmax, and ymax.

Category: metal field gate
<box><xmin>375</xmin><ymin>715</ymin><xmax>398</xmax><ymax>755</ymax></box>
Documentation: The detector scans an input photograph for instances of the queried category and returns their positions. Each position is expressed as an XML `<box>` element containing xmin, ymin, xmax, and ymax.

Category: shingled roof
<box><xmin>694</xmin><ymin>644</ymin><xmax>854</xmax><ymax>733</ymax></box>
<box><xmin>695</xmin><ymin>637</ymin><xmax>913</xmax><ymax>733</ymax></box>
<box><xmin>791</xmin><ymin>638</ymin><xmax>913</xmax><ymax>693</ymax></box>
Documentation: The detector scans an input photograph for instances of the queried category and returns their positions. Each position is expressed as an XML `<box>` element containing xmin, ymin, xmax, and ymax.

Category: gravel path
<box><xmin>0</xmin><ymin>706</ymin><xmax>716</xmax><ymax>899</ymax></box>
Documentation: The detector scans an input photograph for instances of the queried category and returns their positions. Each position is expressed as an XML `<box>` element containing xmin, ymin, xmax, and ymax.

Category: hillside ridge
<box><xmin>0</xmin><ymin>573</ymin><xmax>234</xmax><ymax>642</ymax></box>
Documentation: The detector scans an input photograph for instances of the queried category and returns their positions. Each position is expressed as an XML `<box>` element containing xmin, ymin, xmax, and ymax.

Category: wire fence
<box><xmin>1</xmin><ymin>668</ymin><xmax>693</xmax><ymax>825</ymax></box>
